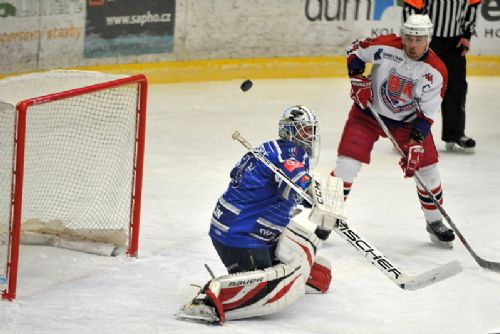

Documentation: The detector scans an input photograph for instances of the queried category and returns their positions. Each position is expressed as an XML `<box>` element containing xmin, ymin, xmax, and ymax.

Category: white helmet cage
<box><xmin>278</xmin><ymin>105</ymin><xmax>320</xmax><ymax>158</ymax></box>
<box><xmin>403</xmin><ymin>14</ymin><xmax>433</xmax><ymax>40</ymax></box>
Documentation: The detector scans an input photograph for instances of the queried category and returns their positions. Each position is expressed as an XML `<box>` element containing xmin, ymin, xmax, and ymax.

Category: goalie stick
<box><xmin>232</xmin><ymin>131</ymin><xmax>462</xmax><ymax>291</ymax></box>
<box><xmin>368</xmin><ymin>106</ymin><xmax>500</xmax><ymax>273</ymax></box>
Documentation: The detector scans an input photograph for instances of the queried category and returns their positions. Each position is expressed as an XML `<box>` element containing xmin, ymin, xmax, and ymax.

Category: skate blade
<box><xmin>175</xmin><ymin>304</ymin><xmax>219</xmax><ymax>324</ymax></box>
<box><xmin>175</xmin><ymin>312</ymin><xmax>218</xmax><ymax>323</ymax></box>
<box><xmin>445</xmin><ymin>143</ymin><xmax>475</xmax><ymax>154</ymax></box>
<box><xmin>429</xmin><ymin>233</ymin><xmax>454</xmax><ymax>249</ymax></box>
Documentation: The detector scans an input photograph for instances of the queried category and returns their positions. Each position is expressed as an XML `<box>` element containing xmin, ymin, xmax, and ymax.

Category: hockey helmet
<box><xmin>278</xmin><ymin>105</ymin><xmax>320</xmax><ymax>158</ymax></box>
<box><xmin>403</xmin><ymin>14</ymin><xmax>433</xmax><ymax>40</ymax></box>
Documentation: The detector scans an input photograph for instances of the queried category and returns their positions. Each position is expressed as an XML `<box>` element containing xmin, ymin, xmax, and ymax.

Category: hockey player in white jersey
<box><xmin>176</xmin><ymin>105</ymin><xmax>345</xmax><ymax>324</ymax></box>
<box><xmin>331</xmin><ymin>14</ymin><xmax>455</xmax><ymax>247</ymax></box>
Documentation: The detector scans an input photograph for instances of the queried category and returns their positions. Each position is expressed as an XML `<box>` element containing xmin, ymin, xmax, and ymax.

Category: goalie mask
<box><xmin>278</xmin><ymin>105</ymin><xmax>320</xmax><ymax>159</ymax></box>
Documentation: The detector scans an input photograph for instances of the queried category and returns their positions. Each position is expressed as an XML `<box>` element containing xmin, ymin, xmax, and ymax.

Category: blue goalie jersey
<box><xmin>209</xmin><ymin>139</ymin><xmax>311</xmax><ymax>249</ymax></box>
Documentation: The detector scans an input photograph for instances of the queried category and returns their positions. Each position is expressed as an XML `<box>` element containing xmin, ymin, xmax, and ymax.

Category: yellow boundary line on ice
<box><xmin>2</xmin><ymin>56</ymin><xmax>500</xmax><ymax>83</ymax></box>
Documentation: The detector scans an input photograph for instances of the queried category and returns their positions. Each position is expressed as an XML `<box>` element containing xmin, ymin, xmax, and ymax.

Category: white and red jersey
<box><xmin>348</xmin><ymin>34</ymin><xmax>448</xmax><ymax>126</ymax></box>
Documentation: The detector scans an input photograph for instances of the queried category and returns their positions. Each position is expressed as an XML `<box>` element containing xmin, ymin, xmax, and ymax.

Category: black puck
<box><xmin>240</xmin><ymin>79</ymin><xmax>253</xmax><ymax>92</ymax></box>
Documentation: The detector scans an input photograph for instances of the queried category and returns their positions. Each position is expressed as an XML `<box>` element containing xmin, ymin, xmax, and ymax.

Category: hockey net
<box><xmin>0</xmin><ymin>70</ymin><xmax>147</xmax><ymax>300</ymax></box>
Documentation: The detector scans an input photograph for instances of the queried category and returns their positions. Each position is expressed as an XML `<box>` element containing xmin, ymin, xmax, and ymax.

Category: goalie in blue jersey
<box><xmin>177</xmin><ymin>105</ymin><xmax>347</xmax><ymax>324</ymax></box>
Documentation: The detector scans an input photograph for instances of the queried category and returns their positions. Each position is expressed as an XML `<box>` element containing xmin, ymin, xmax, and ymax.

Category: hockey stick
<box><xmin>368</xmin><ymin>106</ymin><xmax>500</xmax><ymax>272</ymax></box>
<box><xmin>232</xmin><ymin>130</ymin><xmax>462</xmax><ymax>290</ymax></box>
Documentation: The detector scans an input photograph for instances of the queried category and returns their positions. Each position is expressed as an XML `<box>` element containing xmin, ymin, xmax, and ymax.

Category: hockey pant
<box><xmin>334</xmin><ymin>156</ymin><xmax>443</xmax><ymax>223</ymax></box>
<box><xmin>202</xmin><ymin>219</ymin><xmax>332</xmax><ymax>323</ymax></box>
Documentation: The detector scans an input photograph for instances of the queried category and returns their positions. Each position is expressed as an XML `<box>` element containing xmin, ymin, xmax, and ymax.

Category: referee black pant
<box><xmin>430</xmin><ymin>37</ymin><xmax>468</xmax><ymax>142</ymax></box>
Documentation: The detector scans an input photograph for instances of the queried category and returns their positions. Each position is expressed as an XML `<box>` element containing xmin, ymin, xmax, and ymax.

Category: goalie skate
<box><xmin>445</xmin><ymin>136</ymin><xmax>476</xmax><ymax>154</ymax></box>
<box><xmin>426</xmin><ymin>220</ymin><xmax>455</xmax><ymax>248</ymax></box>
<box><xmin>176</xmin><ymin>297</ymin><xmax>219</xmax><ymax>324</ymax></box>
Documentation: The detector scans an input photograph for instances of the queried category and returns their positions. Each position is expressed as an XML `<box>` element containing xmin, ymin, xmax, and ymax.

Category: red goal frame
<box><xmin>2</xmin><ymin>74</ymin><xmax>148</xmax><ymax>300</ymax></box>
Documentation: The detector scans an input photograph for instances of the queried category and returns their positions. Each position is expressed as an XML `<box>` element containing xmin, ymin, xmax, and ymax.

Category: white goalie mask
<box><xmin>278</xmin><ymin>105</ymin><xmax>320</xmax><ymax>160</ymax></box>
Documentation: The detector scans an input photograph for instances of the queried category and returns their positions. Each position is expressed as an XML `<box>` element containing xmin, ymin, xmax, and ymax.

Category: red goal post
<box><xmin>0</xmin><ymin>71</ymin><xmax>148</xmax><ymax>300</ymax></box>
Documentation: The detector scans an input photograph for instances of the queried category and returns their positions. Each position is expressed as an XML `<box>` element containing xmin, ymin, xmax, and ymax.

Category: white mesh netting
<box><xmin>0</xmin><ymin>71</ymin><xmax>141</xmax><ymax>286</ymax></box>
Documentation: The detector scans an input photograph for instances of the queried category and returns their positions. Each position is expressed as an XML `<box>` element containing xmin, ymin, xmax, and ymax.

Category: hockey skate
<box><xmin>176</xmin><ymin>296</ymin><xmax>220</xmax><ymax>324</ymax></box>
<box><xmin>176</xmin><ymin>280</ymin><xmax>224</xmax><ymax>325</ymax></box>
<box><xmin>445</xmin><ymin>136</ymin><xmax>476</xmax><ymax>154</ymax></box>
<box><xmin>426</xmin><ymin>220</ymin><xmax>455</xmax><ymax>248</ymax></box>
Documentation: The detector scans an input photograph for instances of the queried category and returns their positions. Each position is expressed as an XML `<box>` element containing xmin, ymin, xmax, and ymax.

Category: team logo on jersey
<box><xmin>424</xmin><ymin>73</ymin><xmax>433</xmax><ymax>84</ymax></box>
<box><xmin>283</xmin><ymin>159</ymin><xmax>304</xmax><ymax>172</ymax></box>
<box><xmin>380</xmin><ymin>68</ymin><xmax>416</xmax><ymax>113</ymax></box>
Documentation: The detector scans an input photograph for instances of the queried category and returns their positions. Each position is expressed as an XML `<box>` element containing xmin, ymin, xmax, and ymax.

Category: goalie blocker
<box><xmin>176</xmin><ymin>219</ymin><xmax>332</xmax><ymax>324</ymax></box>
<box><xmin>308</xmin><ymin>172</ymin><xmax>347</xmax><ymax>240</ymax></box>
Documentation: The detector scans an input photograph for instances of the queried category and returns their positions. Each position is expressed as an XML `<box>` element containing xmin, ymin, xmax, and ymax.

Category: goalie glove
<box><xmin>308</xmin><ymin>172</ymin><xmax>347</xmax><ymax>240</ymax></box>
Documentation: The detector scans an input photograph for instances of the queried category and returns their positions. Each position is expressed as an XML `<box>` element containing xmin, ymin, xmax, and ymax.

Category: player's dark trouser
<box><xmin>211</xmin><ymin>238</ymin><xmax>277</xmax><ymax>274</ymax></box>
<box><xmin>430</xmin><ymin>37</ymin><xmax>468</xmax><ymax>143</ymax></box>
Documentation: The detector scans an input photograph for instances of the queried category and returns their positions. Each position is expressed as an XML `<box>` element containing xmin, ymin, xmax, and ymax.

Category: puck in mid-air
<box><xmin>240</xmin><ymin>79</ymin><xmax>253</xmax><ymax>92</ymax></box>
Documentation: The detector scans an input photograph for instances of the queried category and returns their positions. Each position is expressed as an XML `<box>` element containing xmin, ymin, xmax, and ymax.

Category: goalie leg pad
<box><xmin>205</xmin><ymin>280</ymin><xmax>225</xmax><ymax>324</ymax></box>
<box><xmin>276</xmin><ymin>219</ymin><xmax>321</xmax><ymax>282</ymax></box>
<box><xmin>308</xmin><ymin>172</ymin><xmax>346</xmax><ymax>233</ymax></box>
<box><xmin>306</xmin><ymin>255</ymin><xmax>332</xmax><ymax>294</ymax></box>
<box><xmin>211</xmin><ymin>263</ymin><xmax>308</xmax><ymax>322</ymax></box>
<box><xmin>223</xmin><ymin>263</ymin><xmax>304</xmax><ymax>320</ymax></box>
<box><xmin>178</xmin><ymin>221</ymin><xmax>326</xmax><ymax>323</ymax></box>
<box><xmin>177</xmin><ymin>263</ymin><xmax>306</xmax><ymax>323</ymax></box>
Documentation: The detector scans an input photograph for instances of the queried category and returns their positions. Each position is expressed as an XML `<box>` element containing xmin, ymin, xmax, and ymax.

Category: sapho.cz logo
<box><xmin>305</xmin><ymin>0</ymin><xmax>404</xmax><ymax>22</ymax></box>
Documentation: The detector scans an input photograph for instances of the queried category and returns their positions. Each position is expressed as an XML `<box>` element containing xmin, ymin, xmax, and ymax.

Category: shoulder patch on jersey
<box><xmin>298</xmin><ymin>174</ymin><xmax>312</xmax><ymax>188</ymax></box>
<box><xmin>283</xmin><ymin>159</ymin><xmax>304</xmax><ymax>172</ymax></box>
<box><xmin>423</xmin><ymin>50</ymin><xmax>447</xmax><ymax>97</ymax></box>
<box><xmin>423</xmin><ymin>73</ymin><xmax>433</xmax><ymax>84</ymax></box>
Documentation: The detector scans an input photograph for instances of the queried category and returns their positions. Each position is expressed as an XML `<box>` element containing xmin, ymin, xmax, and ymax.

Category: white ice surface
<box><xmin>1</xmin><ymin>77</ymin><xmax>500</xmax><ymax>334</ymax></box>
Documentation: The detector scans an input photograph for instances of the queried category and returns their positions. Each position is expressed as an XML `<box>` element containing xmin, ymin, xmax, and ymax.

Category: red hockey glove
<box><xmin>350</xmin><ymin>76</ymin><xmax>372</xmax><ymax>110</ymax></box>
<box><xmin>399</xmin><ymin>143</ymin><xmax>424</xmax><ymax>178</ymax></box>
<box><xmin>306</xmin><ymin>257</ymin><xmax>332</xmax><ymax>293</ymax></box>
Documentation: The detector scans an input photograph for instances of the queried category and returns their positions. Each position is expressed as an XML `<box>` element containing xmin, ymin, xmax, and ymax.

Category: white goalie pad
<box><xmin>276</xmin><ymin>219</ymin><xmax>320</xmax><ymax>283</ymax></box>
<box><xmin>200</xmin><ymin>262</ymin><xmax>305</xmax><ymax>322</ymax></box>
<box><xmin>177</xmin><ymin>221</ymin><xmax>322</xmax><ymax>324</ymax></box>
<box><xmin>308</xmin><ymin>172</ymin><xmax>347</xmax><ymax>231</ymax></box>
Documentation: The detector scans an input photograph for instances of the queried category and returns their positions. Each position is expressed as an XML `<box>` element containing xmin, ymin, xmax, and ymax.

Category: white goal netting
<box><xmin>0</xmin><ymin>71</ymin><xmax>145</xmax><ymax>293</ymax></box>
